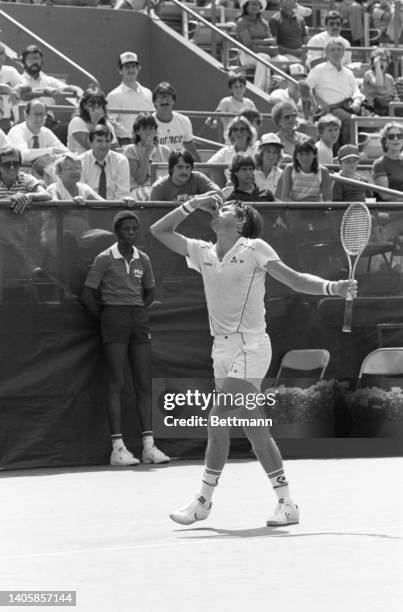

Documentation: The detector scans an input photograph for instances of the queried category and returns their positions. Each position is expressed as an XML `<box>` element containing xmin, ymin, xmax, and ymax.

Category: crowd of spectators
<box><xmin>1</xmin><ymin>0</ymin><xmax>403</xmax><ymax>299</ymax></box>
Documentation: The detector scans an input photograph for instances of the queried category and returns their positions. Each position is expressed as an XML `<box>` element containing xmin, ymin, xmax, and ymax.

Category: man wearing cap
<box><xmin>152</xmin><ymin>82</ymin><xmax>201</xmax><ymax>162</ymax></box>
<box><xmin>332</xmin><ymin>144</ymin><xmax>370</xmax><ymax>202</ymax></box>
<box><xmin>306</xmin><ymin>10</ymin><xmax>352</xmax><ymax>69</ymax></box>
<box><xmin>106</xmin><ymin>52</ymin><xmax>154</xmax><ymax>147</ymax></box>
<box><xmin>269</xmin><ymin>0</ymin><xmax>308</xmax><ymax>62</ymax></box>
<box><xmin>306</xmin><ymin>38</ymin><xmax>364</xmax><ymax>145</ymax></box>
<box><xmin>19</xmin><ymin>45</ymin><xmax>83</xmax><ymax>106</ymax></box>
<box><xmin>268</xmin><ymin>63</ymin><xmax>306</xmax><ymax>114</ymax></box>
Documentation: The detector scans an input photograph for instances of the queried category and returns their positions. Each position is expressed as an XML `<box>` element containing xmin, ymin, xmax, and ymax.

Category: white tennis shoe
<box><xmin>169</xmin><ymin>495</ymin><xmax>212</xmax><ymax>525</ymax></box>
<box><xmin>142</xmin><ymin>446</ymin><xmax>170</xmax><ymax>464</ymax></box>
<box><xmin>110</xmin><ymin>446</ymin><xmax>140</xmax><ymax>466</ymax></box>
<box><xmin>266</xmin><ymin>499</ymin><xmax>299</xmax><ymax>526</ymax></box>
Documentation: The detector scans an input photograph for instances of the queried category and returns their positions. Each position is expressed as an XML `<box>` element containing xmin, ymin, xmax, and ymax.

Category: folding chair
<box><xmin>274</xmin><ymin>349</ymin><xmax>330</xmax><ymax>386</ymax></box>
<box><xmin>357</xmin><ymin>347</ymin><xmax>403</xmax><ymax>389</ymax></box>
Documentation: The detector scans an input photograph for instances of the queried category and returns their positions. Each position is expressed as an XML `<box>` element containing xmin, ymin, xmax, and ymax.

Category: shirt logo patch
<box><xmin>132</xmin><ymin>269</ymin><xmax>143</xmax><ymax>278</ymax></box>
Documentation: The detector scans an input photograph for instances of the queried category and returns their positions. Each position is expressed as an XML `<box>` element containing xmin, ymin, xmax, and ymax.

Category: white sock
<box><xmin>267</xmin><ymin>468</ymin><xmax>292</xmax><ymax>502</ymax></box>
<box><xmin>199</xmin><ymin>467</ymin><xmax>222</xmax><ymax>504</ymax></box>
<box><xmin>111</xmin><ymin>434</ymin><xmax>124</xmax><ymax>450</ymax></box>
<box><xmin>142</xmin><ymin>432</ymin><xmax>154</xmax><ymax>451</ymax></box>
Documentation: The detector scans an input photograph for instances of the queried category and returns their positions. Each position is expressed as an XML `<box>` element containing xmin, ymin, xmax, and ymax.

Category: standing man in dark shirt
<box><xmin>81</xmin><ymin>211</ymin><xmax>170</xmax><ymax>466</ymax></box>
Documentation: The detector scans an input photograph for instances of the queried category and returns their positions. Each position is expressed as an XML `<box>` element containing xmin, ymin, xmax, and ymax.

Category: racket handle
<box><xmin>342</xmin><ymin>295</ymin><xmax>354</xmax><ymax>333</ymax></box>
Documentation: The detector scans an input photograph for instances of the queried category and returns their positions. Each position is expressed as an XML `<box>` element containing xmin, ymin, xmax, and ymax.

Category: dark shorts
<box><xmin>101</xmin><ymin>305</ymin><xmax>151</xmax><ymax>345</ymax></box>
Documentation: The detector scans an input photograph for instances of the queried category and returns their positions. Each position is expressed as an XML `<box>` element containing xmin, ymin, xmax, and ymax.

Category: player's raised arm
<box><xmin>264</xmin><ymin>258</ymin><xmax>357</xmax><ymax>298</ymax></box>
<box><xmin>150</xmin><ymin>191</ymin><xmax>222</xmax><ymax>256</ymax></box>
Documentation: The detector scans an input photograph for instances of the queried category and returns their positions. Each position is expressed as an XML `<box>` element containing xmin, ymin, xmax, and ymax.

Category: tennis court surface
<box><xmin>1</xmin><ymin>457</ymin><xmax>402</xmax><ymax>612</ymax></box>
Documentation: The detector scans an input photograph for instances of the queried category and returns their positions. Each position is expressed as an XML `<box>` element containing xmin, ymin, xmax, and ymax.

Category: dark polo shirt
<box><xmin>85</xmin><ymin>242</ymin><xmax>155</xmax><ymax>306</ymax></box>
<box><xmin>269</xmin><ymin>11</ymin><xmax>306</xmax><ymax>50</ymax></box>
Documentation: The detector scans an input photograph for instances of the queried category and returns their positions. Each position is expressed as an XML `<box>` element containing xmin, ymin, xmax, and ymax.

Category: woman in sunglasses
<box><xmin>373</xmin><ymin>122</ymin><xmax>403</xmax><ymax>200</ymax></box>
<box><xmin>67</xmin><ymin>88</ymin><xmax>118</xmax><ymax>154</ymax></box>
<box><xmin>207</xmin><ymin>116</ymin><xmax>257</xmax><ymax>188</ymax></box>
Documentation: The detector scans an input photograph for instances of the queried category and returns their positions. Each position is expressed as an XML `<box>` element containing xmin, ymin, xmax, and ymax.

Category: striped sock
<box><xmin>199</xmin><ymin>467</ymin><xmax>222</xmax><ymax>503</ymax></box>
<box><xmin>268</xmin><ymin>468</ymin><xmax>291</xmax><ymax>501</ymax></box>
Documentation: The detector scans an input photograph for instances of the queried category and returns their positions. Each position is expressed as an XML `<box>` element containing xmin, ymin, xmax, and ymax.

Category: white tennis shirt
<box><xmin>186</xmin><ymin>237</ymin><xmax>280</xmax><ymax>336</ymax></box>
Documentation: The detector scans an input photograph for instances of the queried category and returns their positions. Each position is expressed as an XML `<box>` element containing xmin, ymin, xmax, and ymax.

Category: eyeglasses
<box><xmin>387</xmin><ymin>133</ymin><xmax>403</xmax><ymax>140</ymax></box>
<box><xmin>1</xmin><ymin>161</ymin><xmax>21</xmax><ymax>169</ymax></box>
<box><xmin>327</xmin><ymin>21</ymin><xmax>342</xmax><ymax>27</ymax></box>
<box><xmin>87</xmin><ymin>101</ymin><xmax>104</xmax><ymax>108</ymax></box>
<box><xmin>232</xmin><ymin>127</ymin><xmax>248</xmax><ymax>133</ymax></box>
<box><xmin>282</xmin><ymin>113</ymin><xmax>297</xmax><ymax>120</ymax></box>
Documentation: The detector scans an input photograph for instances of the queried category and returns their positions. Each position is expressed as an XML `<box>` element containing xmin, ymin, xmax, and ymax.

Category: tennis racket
<box><xmin>340</xmin><ymin>202</ymin><xmax>372</xmax><ymax>333</ymax></box>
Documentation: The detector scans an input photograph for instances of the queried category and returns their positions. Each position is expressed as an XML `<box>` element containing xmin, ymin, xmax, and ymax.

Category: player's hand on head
<box><xmin>334</xmin><ymin>279</ymin><xmax>358</xmax><ymax>298</ymax></box>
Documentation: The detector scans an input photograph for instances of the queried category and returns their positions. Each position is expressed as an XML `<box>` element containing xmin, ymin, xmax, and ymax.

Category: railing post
<box><xmin>182</xmin><ymin>9</ymin><xmax>189</xmax><ymax>40</ymax></box>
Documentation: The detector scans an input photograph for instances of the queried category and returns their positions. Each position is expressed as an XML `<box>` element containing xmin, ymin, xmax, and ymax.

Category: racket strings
<box><xmin>341</xmin><ymin>206</ymin><xmax>372</xmax><ymax>255</ymax></box>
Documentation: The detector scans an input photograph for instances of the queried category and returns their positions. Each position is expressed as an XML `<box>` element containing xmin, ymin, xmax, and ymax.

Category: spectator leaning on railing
<box><xmin>149</xmin><ymin>149</ymin><xmax>221</xmax><ymax>202</ymax></box>
<box><xmin>0</xmin><ymin>146</ymin><xmax>51</xmax><ymax>301</ymax></box>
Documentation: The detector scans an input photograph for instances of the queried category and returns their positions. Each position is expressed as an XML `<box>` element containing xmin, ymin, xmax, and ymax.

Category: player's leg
<box><xmin>128</xmin><ymin>337</ymin><xmax>170</xmax><ymax>464</ymax></box>
<box><xmin>103</xmin><ymin>341</ymin><xmax>140</xmax><ymax>466</ymax></box>
<box><xmin>101</xmin><ymin>306</ymin><xmax>139</xmax><ymax>466</ymax></box>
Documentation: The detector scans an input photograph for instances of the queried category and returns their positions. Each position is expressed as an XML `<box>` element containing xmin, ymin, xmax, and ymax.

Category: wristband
<box><xmin>323</xmin><ymin>281</ymin><xmax>331</xmax><ymax>296</ymax></box>
<box><xmin>181</xmin><ymin>201</ymin><xmax>197</xmax><ymax>215</ymax></box>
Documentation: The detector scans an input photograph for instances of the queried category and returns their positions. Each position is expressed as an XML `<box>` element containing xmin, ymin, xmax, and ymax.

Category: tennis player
<box><xmin>150</xmin><ymin>195</ymin><xmax>356</xmax><ymax>525</ymax></box>
<box><xmin>82</xmin><ymin>211</ymin><xmax>170</xmax><ymax>466</ymax></box>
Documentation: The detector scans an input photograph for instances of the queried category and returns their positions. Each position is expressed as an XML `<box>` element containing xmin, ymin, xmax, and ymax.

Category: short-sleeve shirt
<box><xmin>236</xmin><ymin>15</ymin><xmax>271</xmax><ymax>44</ymax></box>
<box><xmin>154</xmin><ymin>111</ymin><xmax>194</xmax><ymax>151</ymax></box>
<box><xmin>332</xmin><ymin>171</ymin><xmax>370</xmax><ymax>202</ymax></box>
<box><xmin>149</xmin><ymin>171</ymin><xmax>219</xmax><ymax>201</ymax></box>
<box><xmin>216</xmin><ymin>96</ymin><xmax>257</xmax><ymax>133</ymax></box>
<box><xmin>84</xmin><ymin>243</ymin><xmax>155</xmax><ymax>306</ymax></box>
<box><xmin>372</xmin><ymin>155</ymin><xmax>403</xmax><ymax>193</ymax></box>
<box><xmin>185</xmin><ymin>237</ymin><xmax>279</xmax><ymax>335</ymax></box>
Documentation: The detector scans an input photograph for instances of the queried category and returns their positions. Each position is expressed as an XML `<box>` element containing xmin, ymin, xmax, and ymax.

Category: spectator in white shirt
<box><xmin>315</xmin><ymin>114</ymin><xmax>341</xmax><ymax>164</ymax></box>
<box><xmin>306</xmin><ymin>38</ymin><xmax>364</xmax><ymax>144</ymax></box>
<box><xmin>7</xmin><ymin>100</ymin><xmax>67</xmax><ymax>171</ymax></box>
<box><xmin>0</xmin><ymin>42</ymin><xmax>31</xmax><ymax>133</ymax></box>
<box><xmin>79</xmin><ymin>125</ymin><xmax>131</xmax><ymax>229</ymax></box>
<box><xmin>20</xmin><ymin>45</ymin><xmax>83</xmax><ymax>106</ymax></box>
<box><xmin>306</xmin><ymin>10</ymin><xmax>352</xmax><ymax>69</ymax></box>
<box><xmin>107</xmin><ymin>51</ymin><xmax>154</xmax><ymax>146</ymax></box>
<box><xmin>152</xmin><ymin>81</ymin><xmax>201</xmax><ymax>161</ymax></box>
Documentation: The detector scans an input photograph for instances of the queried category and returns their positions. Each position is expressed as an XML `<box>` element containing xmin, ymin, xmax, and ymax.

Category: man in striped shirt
<box><xmin>0</xmin><ymin>146</ymin><xmax>50</xmax><ymax>299</ymax></box>
<box><xmin>151</xmin><ymin>196</ymin><xmax>355</xmax><ymax>527</ymax></box>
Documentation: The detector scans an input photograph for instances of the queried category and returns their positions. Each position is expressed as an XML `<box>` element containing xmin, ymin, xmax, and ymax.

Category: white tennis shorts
<box><xmin>212</xmin><ymin>332</ymin><xmax>272</xmax><ymax>389</ymax></box>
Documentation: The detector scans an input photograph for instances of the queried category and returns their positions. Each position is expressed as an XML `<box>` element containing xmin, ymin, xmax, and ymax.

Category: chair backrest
<box><xmin>358</xmin><ymin>348</ymin><xmax>403</xmax><ymax>378</ymax></box>
<box><xmin>274</xmin><ymin>349</ymin><xmax>330</xmax><ymax>385</ymax></box>
<box><xmin>198</xmin><ymin>149</ymin><xmax>217</xmax><ymax>162</ymax></box>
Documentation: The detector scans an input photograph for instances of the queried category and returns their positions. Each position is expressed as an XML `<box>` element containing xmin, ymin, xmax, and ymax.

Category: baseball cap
<box><xmin>338</xmin><ymin>144</ymin><xmax>359</xmax><ymax>161</ymax></box>
<box><xmin>119</xmin><ymin>52</ymin><xmax>139</xmax><ymax>66</ymax></box>
<box><xmin>289</xmin><ymin>63</ymin><xmax>307</xmax><ymax>78</ymax></box>
<box><xmin>259</xmin><ymin>133</ymin><xmax>284</xmax><ymax>148</ymax></box>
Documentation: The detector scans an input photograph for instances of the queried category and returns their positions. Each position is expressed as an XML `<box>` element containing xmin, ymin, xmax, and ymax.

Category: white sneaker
<box><xmin>169</xmin><ymin>495</ymin><xmax>212</xmax><ymax>525</ymax></box>
<box><xmin>142</xmin><ymin>445</ymin><xmax>170</xmax><ymax>464</ymax></box>
<box><xmin>266</xmin><ymin>499</ymin><xmax>300</xmax><ymax>526</ymax></box>
<box><xmin>110</xmin><ymin>446</ymin><xmax>140</xmax><ymax>466</ymax></box>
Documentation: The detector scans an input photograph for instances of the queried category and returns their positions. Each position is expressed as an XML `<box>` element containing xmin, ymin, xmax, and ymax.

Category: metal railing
<box><xmin>0</xmin><ymin>9</ymin><xmax>99</xmax><ymax>87</ymax></box>
<box><xmin>167</xmin><ymin>0</ymin><xmax>298</xmax><ymax>85</ymax></box>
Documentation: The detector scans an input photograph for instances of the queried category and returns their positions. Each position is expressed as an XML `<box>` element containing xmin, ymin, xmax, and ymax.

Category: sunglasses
<box><xmin>87</xmin><ymin>100</ymin><xmax>104</xmax><ymax>108</ymax></box>
<box><xmin>387</xmin><ymin>133</ymin><xmax>403</xmax><ymax>140</ymax></box>
<box><xmin>232</xmin><ymin>127</ymin><xmax>248</xmax><ymax>133</ymax></box>
<box><xmin>1</xmin><ymin>161</ymin><xmax>21</xmax><ymax>169</ymax></box>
